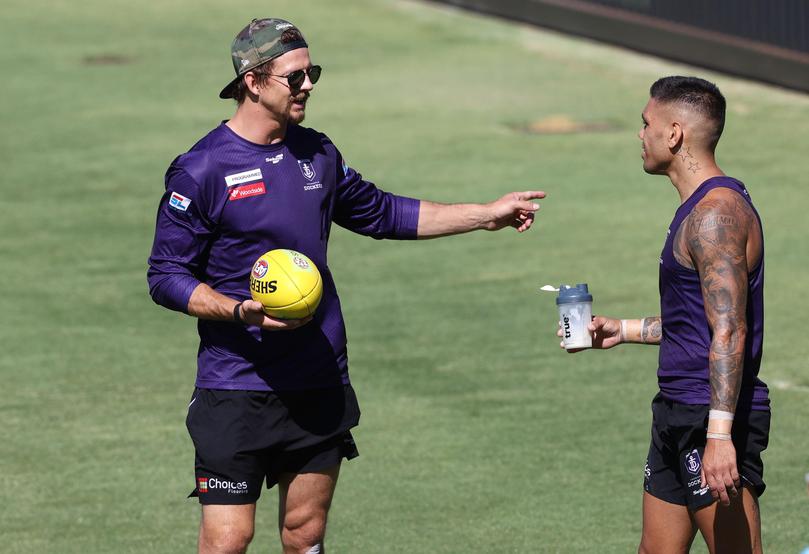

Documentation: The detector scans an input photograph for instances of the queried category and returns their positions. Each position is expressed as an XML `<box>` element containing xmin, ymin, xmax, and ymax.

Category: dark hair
<box><xmin>233</xmin><ymin>28</ymin><xmax>306</xmax><ymax>103</ymax></box>
<box><xmin>650</xmin><ymin>76</ymin><xmax>726</xmax><ymax>148</ymax></box>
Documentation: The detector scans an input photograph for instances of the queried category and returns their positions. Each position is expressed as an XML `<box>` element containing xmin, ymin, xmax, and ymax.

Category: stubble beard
<box><xmin>288</xmin><ymin>95</ymin><xmax>308</xmax><ymax>125</ymax></box>
<box><xmin>289</xmin><ymin>110</ymin><xmax>306</xmax><ymax>125</ymax></box>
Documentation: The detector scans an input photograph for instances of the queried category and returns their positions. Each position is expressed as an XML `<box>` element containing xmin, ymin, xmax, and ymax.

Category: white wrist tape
<box><xmin>706</xmin><ymin>432</ymin><xmax>732</xmax><ymax>441</ymax></box>
<box><xmin>708</xmin><ymin>409</ymin><xmax>734</xmax><ymax>421</ymax></box>
<box><xmin>620</xmin><ymin>319</ymin><xmax>628</xmax><ymax>342</ymax></box>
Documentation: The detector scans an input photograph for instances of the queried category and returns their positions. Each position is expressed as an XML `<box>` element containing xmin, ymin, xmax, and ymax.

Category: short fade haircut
<box><xmin>232</xmin><ymin>27</ymin><xmax>305</xmax><ymax>103</ymax></box>
<box><xmin>650</xmin><ymin>76</ymin><xmax>726</xmax><ymax>149</ymax></box>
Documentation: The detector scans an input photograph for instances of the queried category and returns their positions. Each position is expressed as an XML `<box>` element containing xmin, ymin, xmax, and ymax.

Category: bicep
<box><xmin>334</xmin><ymin>170</ymin><xmax>418</xmax><ymax>239</ymax></box>
<box><xmin>150</xmin><ymin>192</ymin><xmax>213</xmax><ymax>268</ymax></box>
<box><xmin>685</xmin><ymin>197</ymin><xmax>749</xmax><ymax>332</ymax></box>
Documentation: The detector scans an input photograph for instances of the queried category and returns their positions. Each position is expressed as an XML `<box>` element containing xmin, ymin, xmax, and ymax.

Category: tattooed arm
<box><xmin>682</xmin><ymin>187</ymin><xmax>756</xmax><ymax>506</ymax></box>
<box><xmin>684</xmin><ymin>189</ymin><xmax>752</xmax><ymax>414</ymax></box>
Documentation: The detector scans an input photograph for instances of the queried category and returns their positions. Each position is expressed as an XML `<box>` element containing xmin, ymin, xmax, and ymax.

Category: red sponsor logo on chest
<box><xmin>228</xmin><ymin>182</ymin><xmax>266</xmax><ymax>201</ymax></box>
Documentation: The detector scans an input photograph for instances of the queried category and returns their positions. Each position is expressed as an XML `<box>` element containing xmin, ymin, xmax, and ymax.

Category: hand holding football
<box><xmin>249</xmin><ymin>249</ymin><xmax>323</xmax><ymax>319</ymax></box>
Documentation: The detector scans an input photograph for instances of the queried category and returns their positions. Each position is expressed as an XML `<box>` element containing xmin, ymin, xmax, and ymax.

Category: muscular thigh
<box><xmin>640</xmin><ymin>492</ymin><xmax>697</xmax><ymax>554</ymax></box>
<box><xmin>279</xmin><ymin>465</ymin><xmax>341</xmax><ymax>528</ymax></box>
<box><xmin>693</xmin><ymin>485</ymin><xmax>762</xmax><ymax>554</ymax></box>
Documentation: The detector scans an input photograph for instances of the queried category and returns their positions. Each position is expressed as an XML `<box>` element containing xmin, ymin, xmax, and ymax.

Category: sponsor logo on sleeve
<box><xmin>341</xmin><ymin>159</ymin><xmax>349</xmax><ymax>176</ymax></box>
<box><xmin>169</xmin><ymin>192</ymin><xmax>192</xmax><ymax>212</ymax></box>
<box><xmin>197</xmin><ymin>478</ymin><xmax>208</xmax><ymax>493</ymax></box>
<box><xmin>298</xmin><ymin>159</ymin><xmax>317</xmax><ymax>181</ymax></box>
<box><xmin>225</xmin><ymin>168</ymin><xmax>263</xmax><ymax>187</ymax></box>
<box><xmin>228</xmin><ymin>182</ymin><xmax>267</xmax><ymax>201</ymax></box>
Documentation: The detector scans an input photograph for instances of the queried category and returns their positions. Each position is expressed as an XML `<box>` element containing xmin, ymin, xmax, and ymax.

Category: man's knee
<box><xmin>638</xmin><ymin>537</ymin><xmax>662</xmax><ymax>554</ymax></box>
<box><xmin>200</xmin><ymin>520</ymin><xmax>254</xmax><ymax>553</ymax></box>
<box><xmin>281</xmin><ymin>506</ymin><xmax>328</xmax><ymax>553</ymax></box>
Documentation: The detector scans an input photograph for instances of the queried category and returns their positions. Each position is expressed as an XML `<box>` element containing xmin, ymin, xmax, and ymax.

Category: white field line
<box><xmin>771</xmin><ymin>379</ymin><xmax>809</xmax><ymax>393</ymax></box>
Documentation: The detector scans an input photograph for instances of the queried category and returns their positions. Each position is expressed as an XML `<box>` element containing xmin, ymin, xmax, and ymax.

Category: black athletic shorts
<box><xmin>186</xmin><ymin>384</ymin><xmax>361</xmax><ymax>505</ymax></box>
<box><xmin>643</xmin><ymin>392</ymin><xmax>770</xmax><ymax>510</ymax></box>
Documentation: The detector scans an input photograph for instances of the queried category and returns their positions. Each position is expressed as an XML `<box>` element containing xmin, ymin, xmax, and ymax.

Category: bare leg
<box><xmin>277</xmin><ymin>465</ymin><xmax>341</xmax><ymax>554</ymax></box>
<box><xmin>693</xmin><ymin>485</ymin><xmax>762</xmax><ymax>554</ymax></box>
<box><xmin>639</xmin><ymin>492</ymin><xmax>697</xmax><ymax>554</ymax></box>
<box><xmin>199</xmin><ymin>504</ymin><xmax>256</xmax><ymax>554</ymax></box>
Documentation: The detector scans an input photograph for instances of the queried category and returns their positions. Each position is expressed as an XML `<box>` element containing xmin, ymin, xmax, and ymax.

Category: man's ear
<box><xmin>669</xmin><ymin>121</ymin><xmax>683</xmax><ymax>150</ymax></box>
<box><xmin>243</xmin><ymin>72</ymin><xmax>262</xmax><ymax>96</ymax></box>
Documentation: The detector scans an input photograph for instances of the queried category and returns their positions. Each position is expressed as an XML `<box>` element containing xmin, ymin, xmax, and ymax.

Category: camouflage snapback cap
<box><xmin>219</xmin><ymin>18</ymin><xmax>308</xmax><ymax>99</ymax></box>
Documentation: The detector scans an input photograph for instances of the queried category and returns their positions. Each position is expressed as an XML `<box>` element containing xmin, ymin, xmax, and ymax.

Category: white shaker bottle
<box><xmin>556</xmin><ymin>284</ymin><xmax>593</xmax><ymax>350</ymax></box>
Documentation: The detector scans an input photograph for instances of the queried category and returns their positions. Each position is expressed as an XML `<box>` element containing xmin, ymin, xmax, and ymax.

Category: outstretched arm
<box><xmin>416</xmin><ymin>191</ymin><xmax>545</xmax><ymax>238</ymax></box>
<box><xmin>684</xmin><ymin>189</ymin><xmax>754</xmax><ymax>506</ymax></box>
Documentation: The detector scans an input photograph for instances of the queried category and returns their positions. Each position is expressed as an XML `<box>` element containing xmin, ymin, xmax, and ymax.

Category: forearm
<box><xmin>704</xmin><ymin>327</ymin><xmax>745</xmax><ymax>441</ymax></box>
<box><xmin>187</xmin><ymin>283</ymin><xmax>240</xmax><ymax>322</ymax></box>
<box><xmin>416</xmin><ymin>200</ymin><xmax>489</xmax><ymax>239</ymax></box>
<box><xmin>708</xmin><ymin>326</ymin><xmax>746</xmax><ymax>414</ymax></box>
<box><xmin>620</xmin><ymin>316</ymin><xmax>662</xmax><ymax>345</ymax></box>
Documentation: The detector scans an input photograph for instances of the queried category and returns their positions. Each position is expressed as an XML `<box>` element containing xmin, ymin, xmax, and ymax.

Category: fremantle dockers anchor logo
<box><xmin>298</xmin><ymin>159</ymin><xmax>316</xmax><ymax>181</ymax></box>
<box><xmin>684</xmin><ymin>449</ymin><xmax>702</xmax><ymax>475</ymax></box>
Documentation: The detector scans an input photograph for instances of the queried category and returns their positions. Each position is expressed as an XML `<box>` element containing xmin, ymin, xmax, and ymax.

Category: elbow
<box><xmin>712</xmin><ymin>322</ymin><xmax>747</xmax><ymax>354</ymax></box>
<box><xmin>148</xmin><ymin>281</ymin><xmax>167</xmax><ymax>307</ymax></box>
<box><xmin>147</xmin><ymin>276</ymin><xmax>174</xmax><ymax>310</ymax></box>
<box><xmin>147</xmin><ymin>268</ymin><xmax>197</xmax><ymax>313</ymax></box>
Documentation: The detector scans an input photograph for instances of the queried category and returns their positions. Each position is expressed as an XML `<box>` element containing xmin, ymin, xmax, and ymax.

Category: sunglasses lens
<box><xmin>287</xmin><ymin>70</ymin><xmax>306</xmax><ymax>89</ymax></box>
<box><xmin>309</xmin><ymin>65</ymin><xmax>322</xmax><ymax>84</ymax></box>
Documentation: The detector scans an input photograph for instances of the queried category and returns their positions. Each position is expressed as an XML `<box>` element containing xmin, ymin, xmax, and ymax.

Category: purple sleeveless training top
<box><xmin>658</xmin><ymin>176</ymin><xmax>769</xmax><ymax>411</ymax></box>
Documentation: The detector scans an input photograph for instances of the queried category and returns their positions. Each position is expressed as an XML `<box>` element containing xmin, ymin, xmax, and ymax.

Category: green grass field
<box><xmin>2</xmin><ymin>0</ymin><xmax>808</xmax><ymax>552</ymax></box>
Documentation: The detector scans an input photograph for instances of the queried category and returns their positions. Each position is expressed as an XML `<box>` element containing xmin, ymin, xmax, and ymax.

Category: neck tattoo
<box><xmin>678</xmin><ymin>145</ymin><xmax>695</xmax><ymax>162</ymax></box>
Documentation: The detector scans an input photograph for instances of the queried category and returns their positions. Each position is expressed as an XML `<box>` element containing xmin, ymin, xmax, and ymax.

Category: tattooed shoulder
<box><xmin>685</xmin><ymin>189</ymin><xmax>753</xmax><ymax>256</ymax></box>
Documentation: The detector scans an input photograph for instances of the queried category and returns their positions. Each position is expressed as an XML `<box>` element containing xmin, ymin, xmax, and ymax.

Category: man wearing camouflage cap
<box><xmin>148</xmin><ymin>18</ymin><xmax>545</xmax><ymax>553</ymax></box>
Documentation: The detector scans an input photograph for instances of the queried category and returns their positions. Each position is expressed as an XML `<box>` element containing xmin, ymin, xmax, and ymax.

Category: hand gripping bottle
<box><xmin>556</xmin><ymin>284</ymin><xmax>593</xmax><ymax>350</ymax></box>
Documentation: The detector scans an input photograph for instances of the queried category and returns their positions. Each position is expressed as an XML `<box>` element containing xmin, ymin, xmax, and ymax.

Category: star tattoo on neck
<box><xmin>688</xmin><ymin>161</ymin><xmax>701</xmax><ymax>174</ymax></box>
<box><xmin>678</xmin><ymin>146</ymin><xmax>695</xmax><ymax>162</ymax></box>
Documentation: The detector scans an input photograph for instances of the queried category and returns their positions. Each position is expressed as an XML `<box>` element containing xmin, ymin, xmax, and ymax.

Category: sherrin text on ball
<box><xmin>249</xmin><ymin>249</ymin><xmax>322</xmax><ymax>319</ymax></box>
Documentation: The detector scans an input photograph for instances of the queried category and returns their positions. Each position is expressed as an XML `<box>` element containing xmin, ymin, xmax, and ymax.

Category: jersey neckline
<box><xmin>218</xmin><ymin>121</ymin><xmax>288</xmax><ymax>152</ymax></box>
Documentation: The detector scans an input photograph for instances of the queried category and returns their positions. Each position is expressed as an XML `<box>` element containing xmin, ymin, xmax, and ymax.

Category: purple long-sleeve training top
<box><xmin>148</xmin><ymin>122</ymin><xmax>420</xmax><ymax>391</ymax></box>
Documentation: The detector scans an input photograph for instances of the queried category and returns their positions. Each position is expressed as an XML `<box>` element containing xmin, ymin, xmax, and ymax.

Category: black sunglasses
<box><xmin>269</xmin><ymin>65</ymin><xmax>322</xmax><ymax>90</ymax></box>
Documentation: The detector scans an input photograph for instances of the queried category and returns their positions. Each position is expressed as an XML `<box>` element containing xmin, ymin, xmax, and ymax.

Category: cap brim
<box><xmin>219</xmin><ymin>75</ymin><xmax>240</xmax><ymax>99</ymax></box>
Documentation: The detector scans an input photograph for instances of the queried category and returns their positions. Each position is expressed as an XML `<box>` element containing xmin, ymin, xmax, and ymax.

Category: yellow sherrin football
<box><xmin>249</xmin><ymin>249</ymin><xmax>323</xmax><ymax>319</ymax></box>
